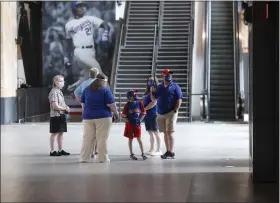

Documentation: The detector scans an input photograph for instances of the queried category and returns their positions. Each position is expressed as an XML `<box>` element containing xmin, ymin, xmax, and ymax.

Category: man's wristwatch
<box><xmin>174</xmin><ymin>109</ymin><xmax>177</xmax><ymax>113</ymax></box>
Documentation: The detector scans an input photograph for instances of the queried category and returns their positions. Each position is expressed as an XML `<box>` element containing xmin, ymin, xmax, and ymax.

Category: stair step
<box><xmin>162</xmin><ymin>20</ymin><xmax>190</xmax><ymax>24</ymax></box>
<box><xmin>128</xmin><ymin>21</ymin><xmax>158</xmax><ymax>24</ymax></box>
<box><xmin>120</xmin><ymin>56</ymin><xmax>152</xmax><ymax>60</ymax></box>
<box><xmin>127</xmin><ymin>32</ymin><xmax>155</xmax><ymax>36</ymax></box>
<box><xmin>162</xmin><ymin>24</ymin><xmax>190</xmax><ymax>28</ymax></box>
<box><xmin>128</xmin><ymin>24</ymin><xmax>157</xmax><ymax>27</ymax></box>
<box><xmin>130</xmin><ymin>2</ymin><xmax>159</xmax><ymax>5</ymax></box>
<box><xmin>157</xmin><ymin>65</ymin><xmax>189</xmax><ymax>68</ymax></box>
<box><xmin>163</xmin><ymin>16</ymin><xmax>191</xmax><ymax>19</ymax></box>
<box><xmin>161</xmin><ymin>36</ymin><xmax>188</xmax><ymax>40</ymax></box>
<box><xmin>158</xmin><ymin>56</ymin><xmax>188</xmax><ymax>60</ymax></box>
<box><xmin>158</xmin><ymin>50</ymin><xmax>188</xmax><ymax>54</ymax></box>
<box><xmin>130</xmin><ymin>5</ymin><xmax>159</xmax><ymax>8</ymax></box>
<box><xmin>129</xmin><ymin>14</ymin><xmax>159</xmax><ymax>17</ymax></box>
<box><xmin>162</xmin><ymin>28</ymin><xmax>190</xmax><ymax>31</ymax></box>
<box><xmin>163</xmin><ymin>13</ymin><xmax>192</xmax><ymax>16</ymax></box>
<box><xmin>120</xmin><ymin>51</ymin><xmax>152</xmax><ymax>55</ymax></box>
<box><xmin>126</xmin><ymin>36</ymin><xmax>155</xmax><ymax>39</ymax></box>
<box><xmin>163</xmin><ymin>9</ymin><xmax>191</xmax><ymax>12</ymax></box>
<box><xmin>162</xmin><ymin>32</ymin><xmax>189</xmax><ymax>36</ymax></box>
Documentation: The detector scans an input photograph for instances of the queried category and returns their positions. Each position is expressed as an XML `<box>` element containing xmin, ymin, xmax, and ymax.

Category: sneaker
<box><xmin>58</xmin><ymin>150</ymin><xmax>70</xmax><ymax>156</ymax></box>
<box><xmin>146</xmin><ymin>151</ymin><xmax>154</xmax><ymax>155</ymax></box>
<box><xmin>130</xmin><ymin>154</ymin><xmax>138</xmax><ymax>160</ymax></box>
<box><xmin>50</xmin><ymin>151</ymin><xmax>61</xmax><ymax>156</ymax></box>
<box><xmin>160</xmin><ymin>151</ymin><xmax>170</xmax><ymax>159</ymax></box>
<box><xmin>169</xmin><ymin>152</ymin><xmax>176</xmax><ymax>159</ymax></box>
<box><xmin>141</xmin><ymin>153</ymin><xmax>148</xmax><ymax>160</ymax></box>
<box><xmin>151</xmin><ymin>151</ymin><xmax>162</xmax><ymax>156</ymax></box>
<box><xmin>98</xmin><ymin>159</ymin><xmax>110</xmax><ymax>163</ymax></box>
<box><xmin>79</xmin><ymin>159</ymin><xmax>88</xmax><ymax>163</ymax></box>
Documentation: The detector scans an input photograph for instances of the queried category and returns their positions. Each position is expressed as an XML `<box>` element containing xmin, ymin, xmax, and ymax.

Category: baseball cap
<box><xmin>161</xmin><ymin>69</ymin><xmax>174</xmax><ymax>75</ymax></box>
<box><xmin>90</xmin><ymin>67</ymin><xmax>99</xmax><ymax>75</ymax></box>
<box><xmin>126</xmin><ymin>89</ymin><xmax>138</xmax><ymax>98</ymax></box>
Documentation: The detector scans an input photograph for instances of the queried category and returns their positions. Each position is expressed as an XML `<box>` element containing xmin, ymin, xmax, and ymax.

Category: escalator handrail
<box><xmin>206</xmin><ymin>1</ymin><xmax>212</xmax><ymax>120</ymax></box>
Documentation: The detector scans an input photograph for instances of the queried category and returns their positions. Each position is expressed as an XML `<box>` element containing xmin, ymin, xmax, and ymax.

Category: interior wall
<box><xmin>0</xmin><ymin>2</ymin><xmax>18</xmax><ymax>124</ymax></box>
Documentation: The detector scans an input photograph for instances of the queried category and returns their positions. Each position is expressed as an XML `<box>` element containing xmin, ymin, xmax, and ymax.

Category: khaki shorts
<box><xmin>157</xmin><ymin>111</ymin><xmax>178</xmax><ymax>133</ymax></box>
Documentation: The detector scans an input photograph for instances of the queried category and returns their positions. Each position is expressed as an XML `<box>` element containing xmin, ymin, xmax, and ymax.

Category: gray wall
<box><xmin>191</xmin><ymin>2</ymin><xmax>206</xmax><ymax>120</ymax></box>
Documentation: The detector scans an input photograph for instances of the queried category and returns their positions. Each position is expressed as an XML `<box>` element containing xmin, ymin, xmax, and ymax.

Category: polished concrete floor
<box><xmin>1</xmin><ymin>122</ymin><xmax>277</xmax><ymax>202</ymax></box>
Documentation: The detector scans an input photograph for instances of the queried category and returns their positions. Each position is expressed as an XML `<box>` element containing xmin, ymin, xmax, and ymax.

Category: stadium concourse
<box><xmin>1</xmin><ymin>122</ymin><xmax>277</xmax><ymax>202</ymax></box>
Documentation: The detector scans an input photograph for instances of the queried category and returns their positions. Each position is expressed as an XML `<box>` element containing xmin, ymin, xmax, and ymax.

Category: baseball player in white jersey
<box><xmin>64</xmin><ymin>1</ymin><xmax>110</xmax><ymax>92</ymax></box>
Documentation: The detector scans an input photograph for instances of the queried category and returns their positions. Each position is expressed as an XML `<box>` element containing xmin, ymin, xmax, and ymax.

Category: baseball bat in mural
<box><xmin>42</xmin><ymin>1</ymin><xmax>116</xmax><ymax>114</ymax></box>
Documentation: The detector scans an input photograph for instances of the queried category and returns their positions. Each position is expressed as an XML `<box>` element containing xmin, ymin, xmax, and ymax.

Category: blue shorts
<box><xmin>144</xmin><ymin>115</ymin><xmax>158</xmax><ymax>131</ymax></box>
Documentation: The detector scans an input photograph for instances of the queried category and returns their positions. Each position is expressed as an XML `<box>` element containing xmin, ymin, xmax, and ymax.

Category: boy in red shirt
<box><xmin>122</xmin><ymin>89</ymin><xmax>148</xmax><ymax>160</ymax></box>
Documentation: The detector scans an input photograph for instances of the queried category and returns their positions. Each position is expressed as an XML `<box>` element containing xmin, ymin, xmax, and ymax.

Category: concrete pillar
<box><xmin>0</xmin><ymin>2</ymin><xmax>18</xmax><ymax>124</ymax></box>
<box><xmin>191</xmin><ymin>2</ymin><xmax>205</xmax><ymax>120</ymax></box>
<box><xmin>249</xmin><ymin>2</ymin><xmax>279</xmax><ymax>183</ymax></box>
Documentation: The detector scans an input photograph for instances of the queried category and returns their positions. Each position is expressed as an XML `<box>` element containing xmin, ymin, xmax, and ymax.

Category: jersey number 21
<box><xmin>85</xmin><ymin>27</ymin><xmax>91</xmax><ymax>35</ymax></box>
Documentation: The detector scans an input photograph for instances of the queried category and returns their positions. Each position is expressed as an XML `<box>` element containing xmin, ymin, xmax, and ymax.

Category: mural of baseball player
<box><xmin>43</xmin><ymin>1</ymin><xmax>116</xmax><ymax>97</ymax></box>
<box><xmin>64</xmin><ymin>1</ymin><xmax>111</xmax><ymax>92</ymax></box>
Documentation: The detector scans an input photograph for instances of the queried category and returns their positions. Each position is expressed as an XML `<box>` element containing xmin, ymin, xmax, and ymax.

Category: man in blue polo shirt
<box><xmin>74</xmin><ymin>67</ymin><xmax>99</xmax><ymax>104</ymax></box>
<box><xmin>74</xmin><ymin>67</ymin><xmax>99</xmax><ymax>159</ymax></box>
<box><xmin>152</xmin><ymin>69</ymin><xmax>182</xmax><ymax>159</ymax></box>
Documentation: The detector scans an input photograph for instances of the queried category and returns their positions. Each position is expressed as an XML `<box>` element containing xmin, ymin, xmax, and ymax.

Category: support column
<box><xmin>249</xmin><ymin>2</ymin><xmax>279</xmax><ymax>183</ymax></box>
<box><xmin>0</xmin><ymin>2</ymin><xmax>18</xmax><ymax>124</ymax></box>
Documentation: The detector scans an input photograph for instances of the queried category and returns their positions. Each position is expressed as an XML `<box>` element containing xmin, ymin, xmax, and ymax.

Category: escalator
<box><xmin>209</xmin><ymin>2</ymin><xmax>236</xmax><ymax>121</ymax></box>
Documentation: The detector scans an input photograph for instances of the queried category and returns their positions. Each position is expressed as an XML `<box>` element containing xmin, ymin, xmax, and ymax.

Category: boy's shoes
<box><xmin>49</xmin><ymin>150</ymin><xmax>71</xmax><ymax>156</ymax></box>
<box><xmin>141</xmin><ymin>153</ymin><xmax>148</xmax><ymax>160</ymax></box>
<box><xmin>50</xmin><ymin>151</ymin><xmax>61</xmax><ymax>156</ymax></box>
<box><xmin>58</xmin><ymin>150</ymin><xmax>70</xmax><ymax>156</ymax></box>
<box><xmin>130</xmin><ymin>154</ymin><xmax>138</xmax><ymax>160</ymax></box>
<box><xmin>161</xmin><ymin>151</ymin><xmax>175</xmax><ymax>159</ymax></box>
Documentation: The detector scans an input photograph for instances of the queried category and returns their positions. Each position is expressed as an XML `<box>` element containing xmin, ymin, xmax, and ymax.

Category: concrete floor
<box><xmin>1</xmin><ymin>122</ymin><xmax>277</xmax><ymax>202</ymax></box>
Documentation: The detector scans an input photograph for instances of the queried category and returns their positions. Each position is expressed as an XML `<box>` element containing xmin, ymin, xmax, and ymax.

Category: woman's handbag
<box><xmin>57</xmin><ymin>111</ymin><xmax>71</xmax><ymax>122</ymax></box>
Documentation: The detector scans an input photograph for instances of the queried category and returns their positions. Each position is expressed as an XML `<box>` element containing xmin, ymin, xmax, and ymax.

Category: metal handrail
<box><xmin>112</xmin><ymin>22</ymin><xmax>124</xmax><ymax>96</ymax></box>
<box><xmin>188</xmin><ymin>3</ymin><xmax>195</xmax><ymax>121</ymax></box>
<box><xmin>151</xmin><ymin>24</ymin><xmax>158</xmax><ymax>77</ymax></box>
<box><xmin>232</xmin><ymin>1</ymin><xmax>238</xmax><ymax>120</ymax></box>
<box><xmin>186</xmin><ymin>21</ymin><xmax>191</xmax><ymax>121</ymax></box>
<box><xmin>206</xmin><ymin>1</ymin><xmax>212</xmax><ymax>120</ymax></box>
<box><xmin>158</xmin><ymin>1</ymin><xmax>164</xmax><ymax>47</ymax></box>
<box><xmin>111</xmin><ymin>1</ymin><xmax>129</xmax><ymax>95</ymax></box>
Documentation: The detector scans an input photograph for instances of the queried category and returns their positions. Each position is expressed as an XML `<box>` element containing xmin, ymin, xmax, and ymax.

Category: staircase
<box><xmin>209</xmin><ymin>2</ymin><xmax>236</xmax><ymax>121</ymax></box>
<box><xmin>156</xmin><ymin>1</ymin><xmax>193</xmax><ymax>121</ymax></box>
<box><xmin>114</xmin><ymin>1</ymin><xmax>194</xmax><ymax>121</ymax></box>
<box><xmin>115</xmin><ymin>1</ymin><xmax>160</xmax><ymax>110</ymax></box>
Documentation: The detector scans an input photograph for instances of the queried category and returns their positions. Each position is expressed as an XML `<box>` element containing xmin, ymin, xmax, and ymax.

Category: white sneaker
<box><xmin>78</xmin><ymin>159</ymin><xmax>88</xmax><ymax>163</ymax></box>
<box><xmin>146</xmin><ymin>151</ymin><xmax>154</xmax><ymax>155</ymax></box>
<box><xmin>151</xmin><ymin>151</ymin><xmax>162</xmax><ymax>156</ymax></box>
<box><xmin>99</xmin><ymin>159</ymin><xmax>110</xmax><ymax>163</ymax></box>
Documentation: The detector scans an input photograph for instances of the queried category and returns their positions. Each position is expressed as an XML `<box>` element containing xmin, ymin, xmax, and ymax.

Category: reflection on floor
<box><xmin>1</xmin><ymin>123</ymin><xmax>277</xmax><ymax>202</ymax></box>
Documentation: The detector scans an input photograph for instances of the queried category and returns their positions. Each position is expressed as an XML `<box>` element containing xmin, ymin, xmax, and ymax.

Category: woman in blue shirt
<box><xmin>80</xmin><ymin>74</ymin><xmax>119</xmax><ymax>163</ymax></box>
<box><xmin>142</xmin><ymin>76</ymin><xmax>162</xmax><ymax>156</ymax></box>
